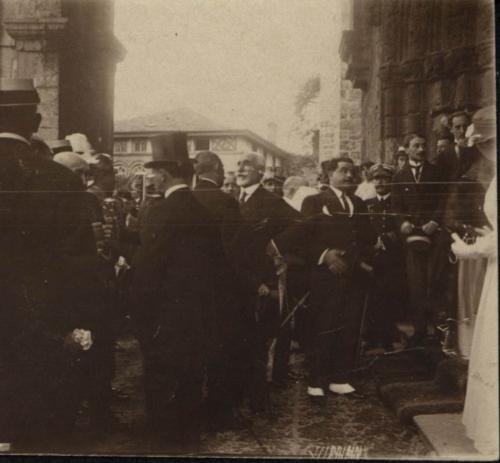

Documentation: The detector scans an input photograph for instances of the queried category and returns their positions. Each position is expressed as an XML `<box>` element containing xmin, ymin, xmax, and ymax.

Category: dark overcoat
<box><xmin>0</xmin><ymin>137</ymin><xmax>102</xmax><ymax>444</ymax></box>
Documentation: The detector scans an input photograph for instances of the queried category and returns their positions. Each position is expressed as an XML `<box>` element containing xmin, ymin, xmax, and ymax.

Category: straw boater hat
<box><xmin>53</xmin><ymin>151</ymin><xmax>90</xmax><ymax>173</ymax></box>
<box><xmin>0</xmin><ymin>78</ymin><xmax>40</xmax><ymax>107</ymax></box>
<box><xmin>48</xmin><ymin>139</ymin><xmax>72</xmax><ymax>154</ymax></box>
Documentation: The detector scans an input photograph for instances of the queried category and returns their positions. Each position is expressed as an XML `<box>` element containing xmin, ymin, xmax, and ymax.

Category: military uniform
<box><xmin>364</xmin><ymin>164</ymin><xmax>407</xmax><ymax>349</ymax></box>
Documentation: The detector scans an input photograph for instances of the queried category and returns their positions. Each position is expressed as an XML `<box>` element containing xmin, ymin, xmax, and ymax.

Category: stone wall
<box><xmin>339</xmin><ymin>66</ymin><xmax>363</xmax><ymax>163</ymax></box>
<box><xmin>341</xmin><ymin>0</ymin><xmax>496</xmax><ymax>163</ymax></box>
<box><xmin>0</xmin><ymin>0</ymin><xmax>124</xmax><ymax>153</ymax></box>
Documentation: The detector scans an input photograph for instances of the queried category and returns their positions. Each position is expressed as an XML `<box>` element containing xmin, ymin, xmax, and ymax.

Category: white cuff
<box><xmin>307</xmin><ymin>386</ymin><xmax>325</xmax><ymax>397</ymax></box>
<box><xmin>318</xmin><ymin>248</ymin><xmax>329</xmax><ymax>265</ymax></box>
<box><xmin>328</xmin><ymin>383</ymin><xmax>355</xmax><ymax>394</ymax></box>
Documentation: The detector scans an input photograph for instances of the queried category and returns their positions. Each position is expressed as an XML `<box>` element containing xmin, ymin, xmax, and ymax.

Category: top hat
<box><xmin>0</xmin><ymin>78</ymin><xmax>40</xmax><ymax>107</ymax></box>
<box><xmin>144</xmin><ymin>132</ymin><xmax>191</xmax><ymax>168</ymax></box>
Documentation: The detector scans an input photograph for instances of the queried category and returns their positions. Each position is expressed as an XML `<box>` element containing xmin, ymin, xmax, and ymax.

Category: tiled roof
<box><xmin>115</xmin><ymin>107</ymin><xmax>228</xmax><ymax>133</ymax></box>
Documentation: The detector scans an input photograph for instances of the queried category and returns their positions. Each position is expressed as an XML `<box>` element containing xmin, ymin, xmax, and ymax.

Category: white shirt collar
<box><xmin>329</xmin><ymin>186</ymin><xmax>353</xmax><ymax>216</ymax></box>
<box><xmin>283</xmin><ymin>197</ymin><xmax>295</xmax><ymax>209</ymax></box>
<box><xmin>239</xmin><ymin>182</ymin><xmax>260</xmax><ymax>203</ymax></box>
<box><xmin>164</xmin><ymin>183</ymin><xmax>189</xmax><ymax>200</ymax></box>
<box><xmin>377</xmin><ymin>193</ymin><xmax>391</xmax><ymax>201</ymax></box>
<box><xmin>409</xmin><ymin>160</ymin><xmax>423</xmax><ymax>167</ymax></box>
<box><xmin>0</xmin><ymin>132</ymin><xmax>31</xmax><ymax>145</ymax></box>
<box><xmin>329</xmin><ymin>186</ymin><xmax>346</xmax><ymax>198</ymax></box>
<box><xmin>199</xmin><ymin>176</ymin><xmax>218</xmax><ymax>186</ymax></box>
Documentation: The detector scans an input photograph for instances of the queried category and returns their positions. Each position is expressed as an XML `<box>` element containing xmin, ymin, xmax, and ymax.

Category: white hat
<box><xmin>53</xmin><ymin>151</ymin><xmax>89</xmax><ymax>173</ymax></box>
<box><xmin>65</xmin><ymin>133</ymin><xmax>93</xmax><ymax>154</ymax></box>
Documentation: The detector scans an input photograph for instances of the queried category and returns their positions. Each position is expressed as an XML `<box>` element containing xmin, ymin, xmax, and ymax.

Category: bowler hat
<box><xmin>144</xmin><ymin>132</ymin><xmax>191</xmax><ymax>169</ymax></box>
<box><xmin>0</xmin><ymin>78</ymin><xmax>40</xmax><ymax>107</ymax></box>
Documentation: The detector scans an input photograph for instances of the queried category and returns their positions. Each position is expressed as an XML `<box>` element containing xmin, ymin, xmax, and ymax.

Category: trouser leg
<box><xmin>405</xmin><ymin>246</ymin><xmax>430</xmax><ymax>337</ymax></box>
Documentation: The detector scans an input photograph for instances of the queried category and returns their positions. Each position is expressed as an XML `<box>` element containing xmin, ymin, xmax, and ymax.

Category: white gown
<box><xmin>452</xmin><ymin>177</ymin><xmax>498</xmax><ymax>456</ymax></box>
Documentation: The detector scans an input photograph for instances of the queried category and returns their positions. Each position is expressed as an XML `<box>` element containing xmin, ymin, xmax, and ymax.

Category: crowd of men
<box><xmin>0</xmin><ymin>78</ymin><xmax>495</xmax><ymax>455</ymax></box>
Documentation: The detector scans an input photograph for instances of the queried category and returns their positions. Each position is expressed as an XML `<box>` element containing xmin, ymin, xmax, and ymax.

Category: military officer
<box><xmin>364</xmin><ymin>163</ymin><xmax>406</xmax><ymax>350</ymax></box>
<box><xmin>0</xmin><ymin>78</ymin><xmax>101</xmax><ymax>451</ymax></box>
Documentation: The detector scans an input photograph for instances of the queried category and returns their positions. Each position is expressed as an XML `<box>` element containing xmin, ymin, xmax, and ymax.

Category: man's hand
<box><xmin>400</xmin><ymin>221</ymin><xmax>414</xmax><ymax>235</ymax></box>
<box><xmin>422</xmin><ymin>221</ymin><xmax>438</xmax><ymax>236</ymax></box>
<box><xmin>324</xmin><ymin>249</ymin><xmax>348</xmax><ymax>275</ymax></box>
<box><xmin>374</xmin><ymin>236</ymin><xmax>385</xmax><ymax>252</ymax></box>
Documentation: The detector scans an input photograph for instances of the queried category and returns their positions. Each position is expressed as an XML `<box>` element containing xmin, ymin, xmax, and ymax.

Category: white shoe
<box><xmin>328</xmin><ymin>383</ymin><xmax>355</xmax><ymax>395</ymax></box>
<box><xmin>307</xmin><ymin>386</ymin><xmax>325</xmax><ymax>397</ymax></box>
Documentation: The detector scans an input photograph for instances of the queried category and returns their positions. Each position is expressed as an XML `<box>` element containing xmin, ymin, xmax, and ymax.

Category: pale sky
<box><xmin>114</xmin><ymin>0</ymin><xmax>341</xmax><ymax>153</ymax></box>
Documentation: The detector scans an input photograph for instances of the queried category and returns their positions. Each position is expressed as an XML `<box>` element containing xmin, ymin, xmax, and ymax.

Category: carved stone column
<box><xmin>4</xmin><ymin>14</ymin><xmax>67</xmax><ymax>139</ymax></box>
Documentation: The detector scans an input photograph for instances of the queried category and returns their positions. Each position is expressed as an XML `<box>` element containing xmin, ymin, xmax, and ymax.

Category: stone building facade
<box><xmin>319</xmin><ymin>0</ymin><xmax>363</xmax><ymax>165</ymax></box>
<box><xmin>0</xmin><ymin>0</ymin><xmax>124</xmax><ymax>153</ymax></box>
<box><xmin>340</xmin><ymin>0</ymin><xmax>495</xmax><ymax>162</ymax></box>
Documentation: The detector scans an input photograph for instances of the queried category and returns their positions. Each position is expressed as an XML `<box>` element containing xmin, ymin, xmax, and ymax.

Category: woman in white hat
<box><xmin>451</xmin><ymin>105</ymin><xmax>498</xmax><ymax>457</ymax></box>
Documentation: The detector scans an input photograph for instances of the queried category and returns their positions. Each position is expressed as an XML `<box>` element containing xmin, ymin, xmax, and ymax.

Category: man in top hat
<box><xmin>271</xmin><ymin>157</ymin><xmax>376</xmax><ymax>402</ymax></box>
<box><xmin>131</xmin><ymin>132</ymin><xmax>219</xmax><ymax>453</ymax></box>
<box><xmin>364</xmin><ymin>163</ymin><xmax>406</xmax><ymax>350</ymax></box>
<box><xmin>0</xmin><ymin>78</ymin><xmax>102</xmax><ymax>450</ymax></box>
<box><xmin>391</xmin><ymin>133</ymin><xmax>445</xmax><ymax>346</ymax></box>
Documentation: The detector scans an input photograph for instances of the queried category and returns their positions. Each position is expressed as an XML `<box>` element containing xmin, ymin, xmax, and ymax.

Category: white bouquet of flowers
<box><xmin>71</xmin><ymin>328</ymin><xmax>93</xmax><ymax>351</ymax></box>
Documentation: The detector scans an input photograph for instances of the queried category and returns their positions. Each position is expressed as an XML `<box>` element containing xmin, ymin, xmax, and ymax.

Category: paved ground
<box><xmin>72</xmin><ymin>335</ymin><xmax>430</xmax><ymax>458</ymax></box>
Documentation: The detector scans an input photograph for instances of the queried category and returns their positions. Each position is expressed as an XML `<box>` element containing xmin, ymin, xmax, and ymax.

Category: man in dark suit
<box><xmin>392</xmin><ymin>133</ymin><xmax>445</xmax><ymax>346</ymax></box>
<box><xmin>364</xmin><ymin>163</ymin><xmax>406</xmax><ymax>350</ymax></box>
<box><xmin>272</xmin><ymin>157</ymin><xmax>376</xmax><ymax>402</ymax></box>
<box><xmin>231</xmin><ymin>152</ymin><xmax>297</xmax><ymax>411</ymax></box>
<box><xmin>436</xmin><ymin>112</ymin><xmax>482</xmax><ymax>182</ymax></box>
<box><xmin>193</xmin><ymin>150</ymin><xmax>247</xmax><ymax>430</ymax></box>
<box><xmin>0</xmin><ymin>79</ymin><xmax>102</xmax><ymax>451</ymax></box>
<box><xmin>131</xmin><ymin>133</ymin><xmax>218</xmax><ymax>454</ymax></box>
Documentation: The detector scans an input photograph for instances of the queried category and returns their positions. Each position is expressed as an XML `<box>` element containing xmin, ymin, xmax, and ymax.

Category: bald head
<box><xmin>195</xmin><ymin>150</ymin><xmax>224</xmax><ymax>186</ymax></box>
<box><xmin>236</xmin><ymin>152</ymin><xmax>265</xmax><ymax>188</ymax></box>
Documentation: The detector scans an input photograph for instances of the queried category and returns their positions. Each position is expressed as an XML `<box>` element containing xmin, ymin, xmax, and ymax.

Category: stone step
<box><xmin>379</xmin><ymin>380</ymin><xmax>465</xmax><ymax>423</ymax></box>
<box><xmin>413</xmin><ymin>413</ymin><xmax>490</xmax><ymax>460</ymax></box>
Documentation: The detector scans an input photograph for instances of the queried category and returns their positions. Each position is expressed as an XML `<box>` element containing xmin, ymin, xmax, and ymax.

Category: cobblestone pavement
<box><xmin>74</xmin><ymin>335</ymin><xmax>430</xmax><ymax>458</ymax></box>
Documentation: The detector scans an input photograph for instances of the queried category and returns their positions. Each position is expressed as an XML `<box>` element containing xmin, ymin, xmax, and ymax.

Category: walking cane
<box><xmin>354</xmin><ymin>262</ymin><xmax>375</xmax><ymax>369</ymax></box>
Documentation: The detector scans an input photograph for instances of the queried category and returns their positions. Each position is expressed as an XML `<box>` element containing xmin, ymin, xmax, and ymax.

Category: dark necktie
<box><xmin>339</xmin><ymin>192</ymin><xmax>348</xmax><ymax>213</ymax></box>
<box><xmin>411</xmin><ymin>164</ymin><xmax>422</xmax><ymax>182</ymax></box>
<box><xmin>239</xmin><ymin>191</ymin><xmax>247</xmax><ymax>204</ymax></box>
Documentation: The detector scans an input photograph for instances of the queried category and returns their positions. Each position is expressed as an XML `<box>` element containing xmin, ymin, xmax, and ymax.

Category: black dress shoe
<box><xmin>341</xmin><ymin>390</ymin><xmax>366</xmax><ymax>400</ymax></box>
<box><xmin>328</xmin><ymin>389</ymin><xmax>366</xmax><ymax>400</ymax></box>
